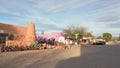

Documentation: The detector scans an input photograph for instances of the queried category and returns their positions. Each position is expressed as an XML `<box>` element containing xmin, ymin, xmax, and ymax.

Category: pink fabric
<box><xmin>36</xmin><ymin>32</ymin><xmax>64</xmax><ymax>41</ymax></box>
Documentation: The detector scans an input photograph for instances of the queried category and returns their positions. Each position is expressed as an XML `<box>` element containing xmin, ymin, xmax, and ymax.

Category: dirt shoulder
<box><xmin>0</xmin><ymin>46</ymin><xmax>80</xmax><ymax>68</ymax></box>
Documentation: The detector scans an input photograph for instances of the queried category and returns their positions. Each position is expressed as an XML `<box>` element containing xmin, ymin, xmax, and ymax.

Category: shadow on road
<box><xmin>55</xmin><ymin>45</ymin><xmax>120</xmax><ymax>68</ymax></box>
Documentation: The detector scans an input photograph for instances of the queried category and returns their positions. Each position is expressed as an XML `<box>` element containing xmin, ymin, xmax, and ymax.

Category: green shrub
<box><xmin>30</xmin><ymin>41</ymin><xmax>38</xmax><ymax>47</ymax></box>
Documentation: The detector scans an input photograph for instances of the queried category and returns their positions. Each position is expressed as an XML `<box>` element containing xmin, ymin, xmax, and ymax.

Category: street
<box><xmin>0</xmin><ymin>45</ymin><xmax>120</xmax><ymax>68</ymax></box>
<box><xmin>56</xmin><ymin>45</ymin><xmax>120</xmax><ymax>68</ymax></box>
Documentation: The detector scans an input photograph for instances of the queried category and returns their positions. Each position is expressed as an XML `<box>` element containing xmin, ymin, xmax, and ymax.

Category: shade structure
<box><xmin>36</xmin><ymin>32</ymin><xmax>64</xmax><ymax>41</ymax></box>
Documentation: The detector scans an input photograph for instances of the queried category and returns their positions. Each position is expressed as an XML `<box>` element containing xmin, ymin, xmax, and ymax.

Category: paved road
<box><xmin>0</xmin><ymin>45</ymin><xmax>120</xmax><ymax>68</ymax></box>
<box><xmin>56</xmin><ymin>45</ymin><xmax>120</xmax><ymax>68</ymax></box>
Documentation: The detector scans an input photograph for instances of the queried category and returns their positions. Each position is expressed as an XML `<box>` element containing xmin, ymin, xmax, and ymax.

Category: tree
<box><xmin>63</xmin><ymin>25</ymin><xmax>92</xmax><ymax>39</ymax></box>
<box><xmin>97</xmin><ymin>36</ymin><xmax>102</xmax><ymax>39</ymax></box>
<box><xmin>102</xmin><ymin>32</ymin><xmax>112</xmax><ymax>42</ymax></box>
<box><xmin>85</xmin><ymin>32</ymin><xmax>93</xmax><ymax>37</ymax></box>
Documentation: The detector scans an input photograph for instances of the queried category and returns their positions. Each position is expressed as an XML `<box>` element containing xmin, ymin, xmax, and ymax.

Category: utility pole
<box><xmin>75</xmin><ymin>33</ymin><xmax>79</xmax><ymax>39</ymax></box>
<box><xmin>75</xmin><ymin>33</ymin><xmax>79</xmax><ymax>46</ymax></box>
<box><xmin>41</xmin><ymin>30</ymin><xmax>44</xmax><ymax>34</ymax></box>
<box><xmin>119</xmin><ymin>34</ymin><xmax>120</xmax><ymax>41</ymax></box>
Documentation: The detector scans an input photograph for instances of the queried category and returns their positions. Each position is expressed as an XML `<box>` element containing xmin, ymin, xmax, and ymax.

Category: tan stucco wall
<box><xmin>0</xmin><ymin>23</ymin><xmax>36</xmax><ymax>46</ymax></box>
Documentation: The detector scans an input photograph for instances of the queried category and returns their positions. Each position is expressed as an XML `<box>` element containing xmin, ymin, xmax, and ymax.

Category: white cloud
<box><xmin>0</xmin><ymin>6</ymin><xmax>8</xmax><ymax>13</ymax></box>
<box><xmin>5</xmin><ymin>13</ymin><xmax>64</xmax><ymax>32</ymax></box>
<box><xmin>0</xmin><ymin>0</ymin><xmax>36</xmax><ymax>17</ymax></box>
<box><xmin>35</xmin><ymin>0</ymin><xmax>98</xmax><ymax>12</ymax></box>
<box><xmin>0</xmin><ymin>0</ymin><xmax>120</xmax><ymax>36</ymax></box>
<box><xmin>84</xmin><ymin>0</ymin><xmax>120</xmax><ymax>24</ymax></box>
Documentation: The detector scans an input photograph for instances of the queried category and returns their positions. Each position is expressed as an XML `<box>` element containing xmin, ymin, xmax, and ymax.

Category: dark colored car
<box><xmin>93</xmin><ymin>41</ymin><xmax>106</xmax><ymax>45</ymax></box>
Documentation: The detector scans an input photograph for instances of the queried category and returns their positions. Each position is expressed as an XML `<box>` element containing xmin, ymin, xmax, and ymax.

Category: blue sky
<box><xmin>0</xmin><ymin>0</ymin><xmax>120</xmax><ymax>36</ymax></box>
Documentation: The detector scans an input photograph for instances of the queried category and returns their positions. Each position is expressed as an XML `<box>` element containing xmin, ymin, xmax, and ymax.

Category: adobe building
<box><xmin>0</xmin><ymin>22</ymin><xmax>36</xmax><ymax>46</ymax></box>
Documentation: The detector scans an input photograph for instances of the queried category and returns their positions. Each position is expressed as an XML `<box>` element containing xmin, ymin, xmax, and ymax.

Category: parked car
<box><xmin>93</xmin><ymin>40</ymin><xmax>106</xmax><ymax>45</ymax></box>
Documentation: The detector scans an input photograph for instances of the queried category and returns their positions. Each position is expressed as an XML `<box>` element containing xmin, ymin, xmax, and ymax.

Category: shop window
<box><xmin>8</xmin><ymin>34</ymin><xmax>14</xmax><ymax>40</ymax></box>
<box><xmin>0</xmin><ymin>33</ymin><xmax>6</xmax><ymax>43</ymax></box>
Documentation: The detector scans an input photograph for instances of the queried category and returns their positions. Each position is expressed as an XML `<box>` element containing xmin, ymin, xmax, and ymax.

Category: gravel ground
<box><xmin>0</xmin><ymin>46</ymin><xmax>80</xmax><ymax>68</ymax></box>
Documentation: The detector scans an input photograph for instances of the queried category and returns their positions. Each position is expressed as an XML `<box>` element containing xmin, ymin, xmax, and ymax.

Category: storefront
<box><xmin>0</xmin><ymin>33</ymin><xmax>7</xmax><ymax>52</ymax></box>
